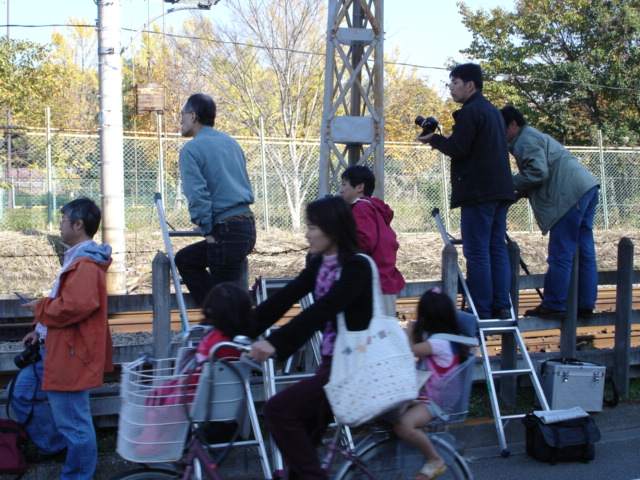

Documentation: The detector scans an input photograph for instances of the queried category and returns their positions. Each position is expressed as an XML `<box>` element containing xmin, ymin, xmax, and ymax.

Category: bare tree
<box><xmin>171</xmin><ymin>0</ymin><xmax>327</xmax><ymax>229</ymax></box>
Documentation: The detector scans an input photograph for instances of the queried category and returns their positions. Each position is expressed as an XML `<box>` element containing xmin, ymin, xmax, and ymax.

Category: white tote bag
<box><xmin>323</xmin><ymin>254</ymin><xmax>417</xmax><ymax>426</ymax></box>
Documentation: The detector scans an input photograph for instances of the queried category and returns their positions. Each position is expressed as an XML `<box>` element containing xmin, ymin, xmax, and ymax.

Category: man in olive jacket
<box><xmin>501</xmin><ymin>106</ymin><xmax>599</xmax><ymax>319</ymax></box>
<box><xmin>418</xmin><ymin>63</ymin><xmax>514</xmax><ymax>320</ymax></box>
<box><xmin>13</xmin><ymin>197</ymin><xmax>113</xmax><ymax>480</ymax></box>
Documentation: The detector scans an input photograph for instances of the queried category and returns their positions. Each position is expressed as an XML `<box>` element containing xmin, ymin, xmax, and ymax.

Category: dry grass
<box><xmin>1</xmin><ymin>228</ymin><xmax>640</xmax><ymax>296</ymax></box>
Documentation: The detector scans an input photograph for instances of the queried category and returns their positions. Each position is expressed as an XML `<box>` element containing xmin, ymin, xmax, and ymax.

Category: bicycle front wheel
<box><xmin>108</xmin><ymin>467</ymin><xmax>180</xmax><ymax>480</ymax></box>
<box><xmin>334</xmin><ymin>431</ymin><xmax>471</xmax><ymax>480</ymax></box>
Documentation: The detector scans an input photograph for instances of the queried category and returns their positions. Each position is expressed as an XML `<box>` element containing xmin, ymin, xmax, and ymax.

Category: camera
<box><xmin>14</xmin><ymin>339</ymin><xmax>42</xmax><ymax>369</ymax></box>
<box><xmin>414</xmin><ymin>115</ymin><xmax>440</xmax><ymax>136</ymax></box>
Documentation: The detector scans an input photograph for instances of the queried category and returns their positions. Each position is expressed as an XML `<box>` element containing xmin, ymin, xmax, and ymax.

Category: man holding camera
<box><xmin>417</xmin><ymin>63</ymin><xmax>514</xmax><ymax>320</ymax></box>
<box><xmin>500</xmin><ymin>106</ymin><xmax>599</xmax><ymax>319</ymax></box>
<box><xmin>174</xmin><ymin>93</ymin><xmax>256</xmax><ymax>306</ymax></box>
<box><xmin>11</xmin><ymin>197</ymin><xmax>113</xmax><ymax>480</ymax></box>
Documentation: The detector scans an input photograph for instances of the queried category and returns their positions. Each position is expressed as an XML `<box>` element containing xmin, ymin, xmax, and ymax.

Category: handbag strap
<box><xmin>429</xmin><ymin>333</ymin><xmax>478</xmax><ymax>347</ymax></box>
<box><xmin>335</xmin><ymin>253</ymin><xmax>384</xmax><ymax>333</ymax></box>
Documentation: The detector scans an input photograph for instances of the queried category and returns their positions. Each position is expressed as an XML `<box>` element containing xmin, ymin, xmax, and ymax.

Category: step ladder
<box><xmin>431</xmin><ymin>208</ymin><xmax>550</xmax><ymax>456</ymax></box>
<box><xmin>155</xmin><ymin>192</ymin><xmax>201</xmax><ymax>333</ymax></box>
<box><xmin>255</xmin><ymin>277</ymin><xmax>354</xmax><ymax>477</ymax></box>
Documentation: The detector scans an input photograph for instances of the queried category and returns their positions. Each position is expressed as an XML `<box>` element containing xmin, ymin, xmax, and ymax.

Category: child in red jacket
<box><xmin>339</xmin><ymin>165</ymin><xmax>405</xmax><ymax>316</ymax></box>
<box><xmin>133</xmin><ymin>282</ymin><xmax>253</xmax><ymax>456</ymax></box>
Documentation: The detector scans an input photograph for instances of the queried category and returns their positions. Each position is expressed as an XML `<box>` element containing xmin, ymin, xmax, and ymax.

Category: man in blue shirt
<box><xmin>175</xmin><ymin>93</ymin><xmax>256</xmax><ymax>306</ymax></box>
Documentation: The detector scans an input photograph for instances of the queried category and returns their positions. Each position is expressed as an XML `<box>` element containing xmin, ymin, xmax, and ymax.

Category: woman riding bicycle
<box><xmin>249</xmin><ymin>196</ymin><xmax>374</xmax><ymax>480</ymax></box>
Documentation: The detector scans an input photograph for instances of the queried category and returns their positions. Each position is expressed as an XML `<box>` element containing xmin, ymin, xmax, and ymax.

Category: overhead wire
<box><xmin>2</xmin><ymin>22</ymin><xmax>639</xmax><ymax>94</ymax></box>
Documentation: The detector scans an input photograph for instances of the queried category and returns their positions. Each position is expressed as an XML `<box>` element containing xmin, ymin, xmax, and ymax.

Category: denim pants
<box><xmin>175</xmin><ymin>218</ymin><xmax>256</xmax><ymax>306</ymax></box>
<box><xmin>9</xmin><ymin>347</ymin><xmax>67</xmax><ymax>455</ymax></box>
<box><xmin>460</xmin><ymin>200</ymin><xmax>511</xmax><ymax>319</ymax></box>
<box><xmin>542</xmin><ymin>186</ymin><xmax>599</xmax><ymax>311</ymax></box>
<box><xmin>264</xmin><ymin>359</ymin><xmax>333</xmax><ymax>480</ymax></box>
<box><xmin>47</xmin><ymin>390</ymin><xmax>97</xmax><ymax>480</ymax></box>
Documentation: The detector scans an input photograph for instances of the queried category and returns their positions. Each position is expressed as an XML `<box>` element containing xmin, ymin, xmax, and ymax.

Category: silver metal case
<box><xmin>538</xmin><ymin>360</ymin><xmax>606</xmax><ymax>412</ymax></box>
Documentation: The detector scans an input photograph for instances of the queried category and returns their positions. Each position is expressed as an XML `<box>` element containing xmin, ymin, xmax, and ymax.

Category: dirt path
<box><xmin>1</xmin><ymin>229</ymin><xmax>639</xmax><ymax>296</ymax></box>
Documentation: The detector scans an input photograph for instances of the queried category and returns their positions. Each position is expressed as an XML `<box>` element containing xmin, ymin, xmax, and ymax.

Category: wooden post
<box><xmin>615</xmin><ymin>237</ymin><xmax>633</xmax><ymax>396</ymax></box>
<box><xmin>152</xmin><ymin>252</ymin><xmax>171</xmax><ymax>359</ymax></box>
<box><xmin>560</xmin><ymin>249</ymin><xmax>579</xmax><ymax>357</ymax></box>
<box><xmin>507</xmin><ymin>239</ymin><xmax>520</xmax><ymax>316</ymax></box>
<box><xmin>442</xmin><ymin>244</ymin><xmax>458</xmax><ymax>306</ymax></box>
<box><xmin>500</xmin><ymin>239</ymin><xmax>521</xmax><ymax>407</ymax></box>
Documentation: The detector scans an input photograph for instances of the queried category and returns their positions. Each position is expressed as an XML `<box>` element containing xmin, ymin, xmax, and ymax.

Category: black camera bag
<box><xmin>522</xmin><ymin>413</ymin><xmax>600</xmax><ymax>465</ymax></box>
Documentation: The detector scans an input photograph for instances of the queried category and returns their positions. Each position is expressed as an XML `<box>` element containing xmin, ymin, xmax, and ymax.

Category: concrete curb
<box><xmin>4</xmin><ymin>402</ymin><xmax>639</xmax><ymax>480</ymax></box>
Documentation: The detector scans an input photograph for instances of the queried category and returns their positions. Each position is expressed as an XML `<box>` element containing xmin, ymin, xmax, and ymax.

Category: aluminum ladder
<box><xmin>431</xmin><ymin>208</ymin><xmax>550</xmax><ymax>456</ymax></box>
<box><xmin>155</xmin><ymin>192</ymin><xmax>201</xmax><ymax>333</ymax></box>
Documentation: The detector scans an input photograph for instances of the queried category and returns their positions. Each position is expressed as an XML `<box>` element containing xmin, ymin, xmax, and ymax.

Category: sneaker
<box><xmin>492</xmin><ymin>308</ymin><xmax>513</xmax><ymax>320</ymax></box>
<box><xmin>523</xmin><ymin>305</ymin><xmax>566</xmax><ymax>318</ymax></box>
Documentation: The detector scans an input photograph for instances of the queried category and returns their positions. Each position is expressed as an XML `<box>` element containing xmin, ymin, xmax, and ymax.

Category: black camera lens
<box><xmin>414</xmin><ymin>115</ymin><xmax>440</xmax><ymax>136</ymax></box>
<box><xmin>14</xmin><ymin>340</ymin><xmax>41</xmax><ymax>369</ymax></box>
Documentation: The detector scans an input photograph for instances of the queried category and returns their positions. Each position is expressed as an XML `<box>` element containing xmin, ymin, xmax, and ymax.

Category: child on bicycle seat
<box><xmin>394</xmin><ymin>288</ymin><xmax>461</xmax><ymax>480</ymax></box>
<box><xmin>133</xmin><ymin>282</ymin><xmax>254</xmax><ymax>456</ymax></box>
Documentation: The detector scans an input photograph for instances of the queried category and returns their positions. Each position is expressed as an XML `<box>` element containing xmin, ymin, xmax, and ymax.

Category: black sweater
<box><xmin>253</xmin><ymin>254</ymin><xmax>373</xmax><ymax>359</ymax></box>
<box><xmin>429</xmin><ymin>91</ymin><xmax>514</xmax><ymax>208</ymax></box>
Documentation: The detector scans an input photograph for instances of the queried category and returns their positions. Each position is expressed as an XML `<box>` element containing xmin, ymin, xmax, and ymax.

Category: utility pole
<box><xmin>98</xmin><ymin>0</ymin><xmax>127</xmax><ymax>294</ymax></box>
<box><xmin>318</xmin><ymin>0</ymin><xmax>385</xmax><ymax>198</ymax></box>
<box><xmin>5</xmin><ymin>0</ymin><xmax>13</xmax><ymax>209</ymax></box>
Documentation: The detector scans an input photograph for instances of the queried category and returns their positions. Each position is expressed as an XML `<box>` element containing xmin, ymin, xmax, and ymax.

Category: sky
<box><xmin>0</xmin><ymin>0</ymin><xmax>514</xmax><ymax>92</ymax></box>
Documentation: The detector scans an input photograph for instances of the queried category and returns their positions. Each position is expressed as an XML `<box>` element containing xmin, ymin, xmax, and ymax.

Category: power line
<box><xmin>2</xmin><ymin>23</ymin><xmax>638</xmax><ymax>93</ymax></box>
<box><xmin>0</xmin><ymin>23</ymin><xmax>95</xmax><ymax>29</ymax></box>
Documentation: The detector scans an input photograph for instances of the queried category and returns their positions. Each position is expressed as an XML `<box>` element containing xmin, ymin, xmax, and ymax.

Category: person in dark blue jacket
<box><xmin>418</xmin><ymin>63</ymin><xmax>515</xmax><ymax>320</ymax></box>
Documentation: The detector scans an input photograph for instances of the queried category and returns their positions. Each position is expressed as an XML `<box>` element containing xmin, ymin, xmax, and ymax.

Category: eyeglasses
<box><xmin>448</xmin><ymin>80</ymin><xmax>467</xmax><ymax>88</ymax></box>
<box><xmin>179</xmin><ymin>110</ymin><xmax>194</xmax><ymax>118</ymax></box>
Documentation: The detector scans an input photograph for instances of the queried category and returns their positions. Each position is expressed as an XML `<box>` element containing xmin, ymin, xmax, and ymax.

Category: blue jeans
<box><xmin>542</xmin><ymin>187</ymin><xmax>599</xmax><ymax>311</ymax></box>
<box><xmin>460</xmin><ymin>200</ymin><xmax>511</xmax><ymax>319</ymax></box>
<box><xmin>47</xmin><ymin>390</ymin><xmax>97</xmax><ymax>480</ymax></box>
<box><xmin>9</xmin><ymin>347</ymin><xmax>67</xmax><ymax>455</ymax></box>
<box><xmin>175</xmin><ymin>217</ymin><xmax>256</xmax><ymax>306</ymax></box>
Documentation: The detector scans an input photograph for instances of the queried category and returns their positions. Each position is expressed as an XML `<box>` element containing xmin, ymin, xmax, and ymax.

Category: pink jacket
<box><xmin>351</xmin><ymin>197</ymin><xmax>405</xmax><ymax>294</ymax></box>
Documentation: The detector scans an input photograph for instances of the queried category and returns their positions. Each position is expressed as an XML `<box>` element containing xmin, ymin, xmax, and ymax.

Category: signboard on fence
<box><xmin>136</xmin><ymin>83</ymin><xmax>165</xmax><ymax>114</ymax></box>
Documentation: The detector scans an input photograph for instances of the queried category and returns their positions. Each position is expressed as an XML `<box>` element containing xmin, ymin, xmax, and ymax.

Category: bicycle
<box><xmin>323</xmin><ymin>422</ymin><xmax>472</xmax><ymax>480</ymax></box>
<box><xmin>110</xmin><ymin>334</ymin><xmax>272</xmax><ymax>480</ymax></box>
<box><xmin>110</xmin><ymin>335</ymin><xmax>474</xmax><ymax>480</ymax></box>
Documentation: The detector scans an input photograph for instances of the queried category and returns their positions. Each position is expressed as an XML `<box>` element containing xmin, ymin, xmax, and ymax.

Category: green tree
<box><xmin>384</xmin><ymin>48</ymin><xmax>450</xmax><ymax>144</ymax></box>
<box><xmin>458</xmin><ymin>0</ymin><xmax>640</xmax><ymax>145</ymax></box>
<box><xmin>0</xmin><ymin>36</ymin><xmax>65</xmax><ymax>127</ymax></box>
<box><xmin>48</xmin><ymin>19</ymin><xmax>100</xmax><ymax>131</ymax></box>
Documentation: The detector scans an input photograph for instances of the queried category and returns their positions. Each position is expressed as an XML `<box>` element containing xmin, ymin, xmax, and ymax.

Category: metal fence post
<box><xmin>45</xmin><ymin>107</ymin><xmax>53</xmax><ymax>231</ymax></box>
<box><xmin>615</xmin><ymin>237</ymin><xmax>633</xmax><ymax>396</ymax></box>
<box><xmin>260</xmin><ymin>117</ymin><xmax>270</xmax><ymax>232</ymax></box>
<box><xmin>439</xmin><ymin>152</ymin><xmax>450</xmax><ymax>231</ymax></box>
<box><xmin>597</xmin><ymin>130</ymin><xmax>609</xmax><ymax>229</ymax></box>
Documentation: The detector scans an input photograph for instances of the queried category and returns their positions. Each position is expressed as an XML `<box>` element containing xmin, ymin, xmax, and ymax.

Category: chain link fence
<box><xmin>2</xmin><ymin>129</ymin><xmax>640</xmax><ymax>235</ymax></box>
